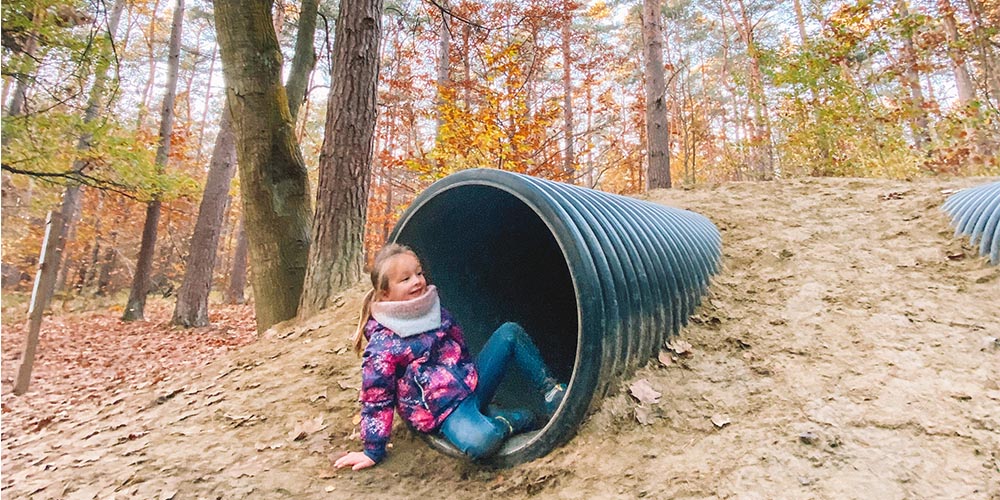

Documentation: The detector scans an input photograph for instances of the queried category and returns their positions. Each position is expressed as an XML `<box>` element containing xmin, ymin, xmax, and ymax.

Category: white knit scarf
<box><xmin>370</xmin><ymin>285</ymin><xmax>442</xmax><ymax>337</ymax></box>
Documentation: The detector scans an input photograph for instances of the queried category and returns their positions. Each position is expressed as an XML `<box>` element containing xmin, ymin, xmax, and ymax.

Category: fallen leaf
<box><xmin>308</xmin><ymin>437</ymin><xmax>328</xmax><ymax>455</ymax></box>
<box><xmin>711</xmin><ymin>414</ymin><xmax>731</xmax><ymax>428</ymax></box>
<box><xmin>289</xmin><ymin>416</ymin><xmax>327</xmax><ymax>442</ymax></box>
<box><xmin>309</xmin><ymin>393</ymin><xmax>327</xmax><ymax>403</ymax></box>
<box><xmin>657</xmin><ymin>350</ymin><xmax>673</xmax><ymax>367</ymax></box>
<box><xmin>31</xmin><ymin>416</ymin><xmax>55</xmax><ymax>433</ymax></box>
<box><xmin>635</xmin><ymin>405</ymin><xmax>653</xmax><ymax>425</ymax></box>
<box><xmin>629</xmin><ymin>379</ymin><xmax>661</xmax><ymax>404</ymax></box>
<box><xmin>666</xmin><ymin>339</ymin><xmax>693</xmax><ymax>356</ymax></box>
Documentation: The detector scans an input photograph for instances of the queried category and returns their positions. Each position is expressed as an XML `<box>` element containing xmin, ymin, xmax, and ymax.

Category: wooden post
<box><xmin>14</xmin><ymin>210</ymin><xmax>66</xmax><ymax>395</ymax></box>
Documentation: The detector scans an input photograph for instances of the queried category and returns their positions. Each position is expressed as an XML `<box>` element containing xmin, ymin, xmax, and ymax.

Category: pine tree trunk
<box><xmin>462</xmin><ymin>24</ymin><xmax>472</xmax><ymax>109</ymax></box>
<box><xmin>940</xmin><ymin>0</ymin><xmax>975</xmax><ymax>105</ymax></box>
<box><xmin>214</xmin><ymin>0</ymin><xmax>313</xmax><ymax>331</ymax></box>
<box><xmin>298</xmin><ymin>0</ymin><xmax>383</xmax><ymax>318</ymax></box>
<box><xmin>137</xmin><ymin>0</ymin><xmax>163</xmax><ymax>128</ymax></box>
<box><xmin>562</xmin><ymin>0</ymin><xmax>575</xmax><ymax>180</ymax></box>
<box><xmin>224</xmin><ymin>216</ymin><xmax>249</xmax><ymax>304</ymax></box>
<box><xmin>172</xmin><ymin>105</ymin><xmax>237</xmax><ymax>327</ymax></box>
<box><xmin>642</xmin><ymin>0</ymin><xmax>671</xmax><ymax>190</ymax></box>
<box><xmin>96</xmin><ymin>199</ymin><xmax>126</xmax><ymax>296</ymax></box>
<box><xmin>84</xmin><ymin>193</ymin><xmax>105</xmax><ymax>289</ymax></box>
<box><xmin>896</xmin><ymin>0</ymin><xmax>932</xmax><ymax>152</ymax></box>
<box><xmin>123</xmin><ymin>200</ymin><xmax>163</xmax><ymax>319</ymax></box>
<box><xmin>123</xmin><ymin>0</ymin><xmax>184</xmax><ymax>321</ymax></box>
<box><xmin>435</xmin><ymin>3</ymin><xmax>451</xmax><ymax>143</ymax></box>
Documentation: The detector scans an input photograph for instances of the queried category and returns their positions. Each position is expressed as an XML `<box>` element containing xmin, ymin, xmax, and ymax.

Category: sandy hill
<box><xmin>3</xmin><ymin>176</ymin><xmax>998</xmax><ymax>499</ymax></box>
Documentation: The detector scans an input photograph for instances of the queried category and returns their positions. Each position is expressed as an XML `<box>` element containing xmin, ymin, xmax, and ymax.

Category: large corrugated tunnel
<box><xmin>389</xmin><ymin>169</ymin><xmax>722</xmax><ymax>466</ymax></box>
<box><xmin>942</xmin><ymin>181</ymin><xmax>1000</xmax><ymax>265</ymax></box>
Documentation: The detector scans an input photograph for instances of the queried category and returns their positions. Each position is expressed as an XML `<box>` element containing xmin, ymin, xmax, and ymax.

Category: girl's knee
<box><xmin>495</xmin><ymin>322</ymin><xmax>526</xmax><ymax>342</ymax></box>
<box><xmin>456</xmin><ymin>424</ymin><xmax>505</xmax><ymax>459</ymax></box>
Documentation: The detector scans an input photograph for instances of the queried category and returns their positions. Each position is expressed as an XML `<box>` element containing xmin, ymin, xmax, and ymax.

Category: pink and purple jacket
<box><xmin>360</xmin><ymin>308</ymin><xmax>478</xmax><ymax>463</ymax></box>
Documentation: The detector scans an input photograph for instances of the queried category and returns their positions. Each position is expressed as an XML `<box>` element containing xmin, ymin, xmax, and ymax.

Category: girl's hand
<box><xmin>334</xmin><ymin>451</ymin><xmax>377</xmax><ymax>471</ymax></box>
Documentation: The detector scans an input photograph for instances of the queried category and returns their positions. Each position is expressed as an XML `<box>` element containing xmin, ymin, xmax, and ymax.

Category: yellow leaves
<box><xmin>585</xmin><ymin>1</ymin><xmax>612</xmax><ymax>20</ymax></box>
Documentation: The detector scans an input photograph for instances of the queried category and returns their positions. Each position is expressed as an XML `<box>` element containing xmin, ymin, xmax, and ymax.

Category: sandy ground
<box><xmin>2</xmin><ymin>176</ymin><xmax>999</xmax><ymax>499</ymax></box>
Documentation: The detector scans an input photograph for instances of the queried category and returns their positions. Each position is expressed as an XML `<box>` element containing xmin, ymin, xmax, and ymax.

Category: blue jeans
<box><xmin>439</xmin><ymin>322</ymin><xmax>552</xmax><ymax>459</ymax></box>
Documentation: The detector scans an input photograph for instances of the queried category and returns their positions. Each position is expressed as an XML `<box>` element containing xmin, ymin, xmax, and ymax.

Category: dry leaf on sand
<box><xmin>666</xmin><ymin>339</ymin><xmax>693</xmax><ymax>356</ymax></box>
<box><xmin>289</xmin><ymin>416</ymin><xmax>327</xmax><ymax>442</ymax></box>
<box><xmin>711</xmin><ymin>414</ymin><xmax>731</xmax><ymax>428</ymax></box>
<box><xmin>629</xmin><ymin>379</ymin><xmax>661</xmax><ymax>404</ymax></box>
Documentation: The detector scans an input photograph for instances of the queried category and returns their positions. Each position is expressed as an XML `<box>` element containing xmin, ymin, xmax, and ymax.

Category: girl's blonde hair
<box><xmin>352</xmin><ymin>243</ymin><xmax>419</xmax><ymax>354</ymax></box>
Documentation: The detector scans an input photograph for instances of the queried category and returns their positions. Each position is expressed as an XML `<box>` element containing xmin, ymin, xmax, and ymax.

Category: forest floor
<box><xmin>2</xmin><ymin>176</ymin><xmax>999</xmax><ymax>500</ymax></box>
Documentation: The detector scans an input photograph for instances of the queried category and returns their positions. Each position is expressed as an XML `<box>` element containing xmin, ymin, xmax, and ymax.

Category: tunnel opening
<box><xmin>393</xmin><ymin>184</ymin><xmax>579</xmax><ymax>420</ymax></box>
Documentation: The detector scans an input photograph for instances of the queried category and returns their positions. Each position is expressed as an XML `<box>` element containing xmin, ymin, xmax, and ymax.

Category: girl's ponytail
<box><xmin>351</xmin><ymin>243</ymin><xmax>417</xmax><ymax>355</ymax></box>
<box><xmin>352</xmin><ymin>289</ymin><xmax>376</xmax><ymax>355</ymax></box>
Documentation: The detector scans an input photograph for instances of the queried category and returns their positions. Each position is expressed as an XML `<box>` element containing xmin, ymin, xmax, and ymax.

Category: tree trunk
<box><xmin>298</xmin><ymin>0</ymin><xmax>383</xmax><ymax>318</ymax></box>
<box><xmin>172</xmin><ymin>0</ymin><xmax>317</xmax><ymax>327</ymax></box>
<box><xmin>224</xmin><ymin>216</ymin><xmax>249</xmax><ymax>304</ymax></box>
<box><xmin>123</xmin><ymin>0</ymin><xmax>185</xmax><ymax>321</ymax></box>
<box><xmin>171</xmin><ymin>105</ymin><xmax>237</xmax><ymax>327</ymax></box>
<box><xmin>195</xmin><ymin>43</ymin><xmax>218</xmax><ymax>166</ymax></box>
<box><xmin>964</xmin><ymin>0</ymin><xmax>1000</xmax><ymax>105</ymax></box>
<box><xmin>731</xmin><ymin>0</ymin><xmax>774</xmax><ymax>179</ymax></box>
<box><xmin>793</xmin><ymin>0</ymin><xmax>832</xmax><ymax>170</ymax></box>
<box><xmin>940</xmin><ymin>0</ymin><xmax>975</xmax><ymax>105</ymax></box>
<box><xmin>3</xmin><ymin>3</ymin><xmax>44</xmax><ymax>138</ymax></box>
<box><xmin>96</xmin><ymin>199</ymin><xmax>126</xmax><ymax>296</ymax></box>
<box><xmin>562</xmin><ymin>0</ymin><xmax>575</xmax><ymax>180</ymax></box>
<box><xmin>137</xmin><ymin>0</ymin><xmax>163</xmax><ymax>128</ymax></box>
<box><xmin>435</xmin><ymin>2</ymin><xmax>451</xmax><ymax>142</ymax></box>
<box><xmin>286</xmin><ymin>0</ymin><xmax>320</xmax><ymax>122</ymax></box>
<box><xmin>642</xmin><ymin>0</ymin><xmax>671</xmax><ymax>190</ymax></box>
<box><xmin>462</xmin><ymin>24</ymin><xmax>472</xmax><ymax>109</ymax></box>
<box><xmin>214</xmin><ymin>0</ymin><xmax>313</xmax><ymax>332</ymax></box>
<box><xmin>50</xmin><ymin>0</ymin><xmax>128</xmax><ymax>301</ymax></box>
<box><xmin>83</xmin><ymin>193</ymin><xmax>105</xmax><ymax>289</ymax></box>
<box><xmin>896</xmin><ymin>0</ymin><xmax>932</xmax><ymax>152</ymax></box>
<box><xmin>123</xmin><ymin>201</ymin><xmax>162</xmax><ymax>319</ymax></box>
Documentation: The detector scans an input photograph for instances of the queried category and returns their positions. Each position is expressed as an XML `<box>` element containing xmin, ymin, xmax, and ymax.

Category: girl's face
<box><xmin>382</xmin><ymin>252</ymin><xmax>427</xmax><ymax>302</ymax></box>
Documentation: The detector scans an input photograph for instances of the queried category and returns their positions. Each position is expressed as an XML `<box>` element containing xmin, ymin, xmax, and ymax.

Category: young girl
<box><xmin>334</xmin><ymin>244</ymin><xmax>566</xmax><ymax>470</ymax></box>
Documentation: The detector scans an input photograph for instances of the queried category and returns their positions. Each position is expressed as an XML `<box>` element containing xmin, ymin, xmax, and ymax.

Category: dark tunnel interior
<box><xmin>394</xmin><ymin>185</ymin><xmax>579</xmax><ymax>415</ymax></box>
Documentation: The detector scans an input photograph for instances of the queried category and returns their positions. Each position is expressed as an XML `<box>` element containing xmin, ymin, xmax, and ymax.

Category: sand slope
<box><xmin>3</xmin><ymin>176</ymin><xmax>998</xmax><ymax>499</ymax></box>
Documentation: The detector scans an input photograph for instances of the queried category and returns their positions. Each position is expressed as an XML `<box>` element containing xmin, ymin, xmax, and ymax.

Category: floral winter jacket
<box><xmin>359</xmin><ymin>308</ymin><xmax>478</xmax><ymax>463</ymax></box>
